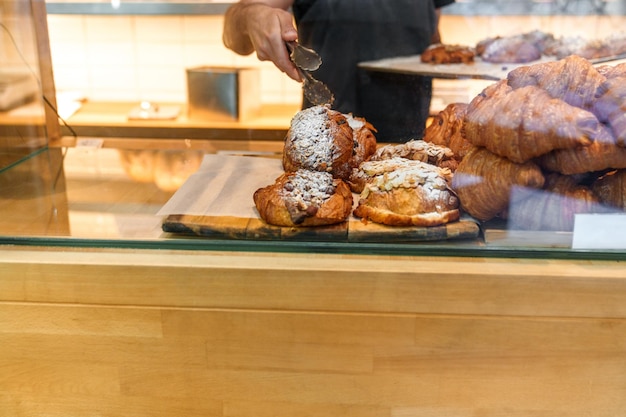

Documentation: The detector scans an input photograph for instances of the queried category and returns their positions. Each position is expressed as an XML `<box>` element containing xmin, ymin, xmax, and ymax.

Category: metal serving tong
<box><xmin>286</xmin><ymin>41</ymin><xmax>334</xmax><ymax>106</ymax></box>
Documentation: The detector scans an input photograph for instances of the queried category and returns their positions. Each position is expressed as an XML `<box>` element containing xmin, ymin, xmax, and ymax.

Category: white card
<box><xmin>572</xmin><ymin>214</ymin><xmax>626</xmax><ymax>250</ymax></box>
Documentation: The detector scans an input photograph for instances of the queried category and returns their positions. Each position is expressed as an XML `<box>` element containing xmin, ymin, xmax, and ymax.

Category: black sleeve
<box><xmin>434</xmin><ymin>0</ymin><xmax>455</xmax><ymax>9</ymax></box>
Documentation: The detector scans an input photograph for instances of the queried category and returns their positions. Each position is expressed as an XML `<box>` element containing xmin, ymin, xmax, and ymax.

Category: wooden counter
<box><xmin>2</xmin><ymin>245</ymin><xmax>626</xmax><ymax>417</ymax></box>
<box><xmin>58</xmin><ymin>101</ymin><xmax>301</xmax><ymax>141</ymax></box>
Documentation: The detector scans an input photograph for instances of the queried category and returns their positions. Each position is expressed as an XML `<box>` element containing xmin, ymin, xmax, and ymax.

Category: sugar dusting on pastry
<box><xmin>287</xmin><ymin>105</ymin><xmax>336</xmax><ymax>171</ymax></box>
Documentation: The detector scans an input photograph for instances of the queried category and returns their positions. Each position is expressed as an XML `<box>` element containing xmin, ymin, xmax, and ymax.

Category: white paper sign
<box><xmin>572</xmin><ymin>214</ymin><xmax>626</xmax><ymax>250</ymax></box>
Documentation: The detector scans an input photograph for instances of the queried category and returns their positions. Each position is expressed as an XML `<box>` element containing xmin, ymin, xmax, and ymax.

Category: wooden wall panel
<box><xmin>2</xmin><ymin>247</ymin><xmax>626</xmax><ymax>416</ymax></box>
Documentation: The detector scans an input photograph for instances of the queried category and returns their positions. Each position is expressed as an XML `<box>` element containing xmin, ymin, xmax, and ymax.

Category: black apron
<box><xmin>293</xmin><ymin>0</ymin><xmax>444</xmax><ymax>142</ymax></box>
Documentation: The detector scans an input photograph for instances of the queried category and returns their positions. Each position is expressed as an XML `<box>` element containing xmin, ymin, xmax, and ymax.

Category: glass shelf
<box><xmin>0</xmin><ymin>144</ymin><xmax>624</xmax><ymax>261</ymax></box>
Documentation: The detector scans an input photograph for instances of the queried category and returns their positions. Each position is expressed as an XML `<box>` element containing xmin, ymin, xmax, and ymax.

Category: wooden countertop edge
<box><xmin>1</xmin><ymin>246</ymin><xmax>626</xmax><ymax>318</ymax></box>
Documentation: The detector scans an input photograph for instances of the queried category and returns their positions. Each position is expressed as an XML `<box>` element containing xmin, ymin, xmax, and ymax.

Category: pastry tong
<box><xmin>286</xmin><ymin>41</ymin><xmax>334</xmax><ymax>106</ymax></box>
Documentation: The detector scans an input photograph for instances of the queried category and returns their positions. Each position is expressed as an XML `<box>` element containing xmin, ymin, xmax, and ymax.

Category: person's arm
<box><xmin>431</xmin><ymin>0</ymin><xmax>454</xmax><ymax>44</ymax></box>
<box><xmin>223</xmin><ymin>0</ymin><xmax>300</xmax><ymax>80</ymax></box>
<box><xmin>431</xmin><ymin>8</ymin><xmax>442</xmax><ymax>44</ymax></box>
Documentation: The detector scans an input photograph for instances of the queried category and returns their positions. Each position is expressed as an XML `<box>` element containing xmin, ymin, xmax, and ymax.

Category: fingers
<box><xmin>246</xmin><ymin>6</ymin><xmax>302</xmax><ymax>82</ymax></box>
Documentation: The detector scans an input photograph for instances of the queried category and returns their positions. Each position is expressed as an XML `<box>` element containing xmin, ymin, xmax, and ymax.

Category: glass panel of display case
<box><xmin>0</xmin><ymin>0</ymin><xmax>57</xmax><ymax>171</ymax></box>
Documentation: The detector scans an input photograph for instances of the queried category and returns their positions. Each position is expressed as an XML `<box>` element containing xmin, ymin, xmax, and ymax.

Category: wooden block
<box><xmin>245</xmin><ymin>217</ymin><xmax>282</xmax><ymax>240</ymax></box>
<box><xmin>163</xmin><ymin>214</ymin><xmax>478</xmax><ymax>243</ymax></box>
<box><xmin>162</xmin><ymin>214</ymin><xmax>250</xmax><ymax>239</ymax></box>
<box><xmin>348</xmin><ymin>218</ymin><xmax>479</xmax><ymax>242</ymax></box>
<box><xmin>278</xmin><ymin>221</ymin><xmax>348</xmax><ymax>241</ymax></box>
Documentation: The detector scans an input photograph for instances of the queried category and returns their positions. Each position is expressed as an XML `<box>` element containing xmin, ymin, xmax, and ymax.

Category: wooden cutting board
<box><xmin>159</xmin><ymin>154</ymin><xmax>480</xmax><ymax>243</ymax></box>
<box><xmin>162</xmin><ymin>214</ymin><xmax>480</xmax><ymax>243</ymax></box>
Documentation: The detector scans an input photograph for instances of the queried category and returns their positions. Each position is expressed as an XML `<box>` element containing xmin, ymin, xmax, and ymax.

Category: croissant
<box><xmin>506</xmin><ymin>55</ymin><xmax>606</xmax><ymax>114</ymax></box>
<box><xmin>593</xmin><ymin>77</ymin><xmax>626</xmax><ymax>147</ymax></box>
<box><xmin>539</xmin><ymin>124</ymin><xmax>626</xmax><ymax>175</ymax></box>
<box><xmin>596</xmin><ymin>63</ymin><xmax>626</xmax><ymax>79</ymax></box>
<box><xmin>463</xmin><ymin>80</ymin><xmax>598</xmax><ymax>163</ymax></box>
<box><xmin>592</xmin><ymin>169</ymin><xmax>626</xmax><ymax>211</ymax></box>
<box><xmin>423</xmin><ymin>103</ymin><xmax>473</xmax><ymax>163</ymax></box>
<box><xmin>451</xmin><ymin>147</ymin><xmax>545</xmax><ymax>221</ymax></box>
<box><xmin>507</xmin><ymin>173</ymin><xmax>604</xmax><ymax>231</ymax></box>
<box><xmin>479</xmin><ymin>36</ymin><xmax>541</xmax><ymax>64</ymax></box>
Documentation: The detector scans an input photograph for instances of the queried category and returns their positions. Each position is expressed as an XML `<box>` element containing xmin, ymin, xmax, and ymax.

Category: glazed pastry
<box><xmin>282</xmin><ymin>105</ymin><xmax>356</xmax><ymax>181</ymax></box>
<box><xmin>422</xmin><ymin>103</ymin><xmax>473</xmax><ymax>163</ymax></box>
<box><xmin>352</xmin><ymin>158</ymin><xmax>459</xmax><ymax>227</ymax></box>
<box><xmin>506</xmin><ymin>55</ymin><xmax>606</xmax><ymax>114</ymax></box>
<box><xmin>451</xmin><ymin>147</ymin><xmax>545</xmax><ymax>222</ymax></box>
<box><xmin>507</xmin><ymin>173</ymin><xmax>603</xmax><ymax>231</ymax></box>
<box><xmin>593</xmin><ymin>77</ymin><xmax>626</xmax><ymax>146</ymax></box>
<box><xmin>253</xmin><ymin>169</ymin><xmax>353</xmax><ymax>227</ymax></box>
<box><xmin>539</xmin><ymin>125</ymin><xmax>626</xmax><ymax>175</ymax></box>
<box><xmin>463</xmin><ymin>80</ymin><xmax>598</xmax><ymax>163</ymax></box>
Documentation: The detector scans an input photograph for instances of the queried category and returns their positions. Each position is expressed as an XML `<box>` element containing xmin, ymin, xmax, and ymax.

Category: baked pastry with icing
<box><xmin>253</xmin><ymin>169</ymin><xmax>353</xmax><ymax>227</ymax></box>
<box><xmin>282</xmin><ymin>105</ymin><xmax>356</xmax><ymax>181</ymax></box>
<box><xmin>352</xmin><ymin>158</ymin><xmax>459</xmax><ymax>227</ymax></box>
<box><xmin>348</xmin><ymin>139</ymin><xmax>456</xmax><ymax>194</ymax></box>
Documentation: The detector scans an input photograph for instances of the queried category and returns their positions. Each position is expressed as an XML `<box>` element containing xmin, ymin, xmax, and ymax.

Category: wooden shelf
<box><xmin>59</xmin><ymin>101</ymin><xmax>300</xmax><ymax>141</ymax></box>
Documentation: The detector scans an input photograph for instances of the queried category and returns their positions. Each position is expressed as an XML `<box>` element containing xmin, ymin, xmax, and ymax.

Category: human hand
<box><xmin>242</xmin><ymin>3</ymin><xmax>301</xmax><ymax>81</ymax></box>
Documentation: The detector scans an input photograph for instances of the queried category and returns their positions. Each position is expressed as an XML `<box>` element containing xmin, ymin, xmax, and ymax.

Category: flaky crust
<box><xmin>282</xmin><ymin>105</ymin><xmax>356</xmax><ymax>181</ymax></box>
<box><xmin>592</xmin><ymin>169</ymin><xmax>626</xmax><ymax>210</ymax></box>
<box><xmin>539</xmin><ymin>125</ymin><xmax>626</xmax><ymax>175</ymax></box>
<box><xmin>506</xmin><ymin>54</ymin><xmax>606</xmax><ymax>113</ymax></box>
<box><xmin>423</xmin><ymin>103</ymin><xmax>473</xmax><ymax>162</ymax></box>
<box><xmin>353</xmin><ymin>159</ymin><xmax>459</xmax><ymax>227</ymax></box>
<box><xmin>463</xmin><ymin>80</ymin><xmax>598</xmax><ymax>163</ymax></box>
<box><xmin>348</xmin><ymin>140</ymin><xmax>456</xmax><ymax>194</ymax></box>
<box><xmin>353</xmin><ymin>188</ymin><xmax>460</xmax><ymax>227</ymax></box>
<box><xmin>347</xmin><ymin>114</ymin><xmax>377</xmax><ymax>168</ymax></box>
<box><xmin>451</xmin><ymin>147</ymin><xmax>545</xmax><ymax>221</ymax></box>
<box><xmin>370</xmin><ymin>139</ymin><xmax>458</xmax><ymax>170</ymax></box>
<box><xmin>253</xmin><ymin>171</ymin><xmax>353</xmax><ymax>227</ymax></box>
<box><xmin>508</xmin><ymin>173</ymin><xmax>603</xmax><ymax>231</ymax></box>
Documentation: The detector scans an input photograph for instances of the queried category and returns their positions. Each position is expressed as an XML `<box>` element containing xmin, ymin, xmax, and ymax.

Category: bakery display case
<box><xmin>1</xmin><ymin>0</ymin><xmax>626</xmax><ymax>257</ymax></box>
<box><xmin>3</xmin><ymin>2</ymin><xmax>626</xmax><ymax>417</ymax></box>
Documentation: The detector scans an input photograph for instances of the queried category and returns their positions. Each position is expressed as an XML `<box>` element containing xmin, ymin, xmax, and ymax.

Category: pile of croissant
<box><xmin>438</xmin><ymin>54</ymin><xmax>626</xmax><ymax>231</ymax></box>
